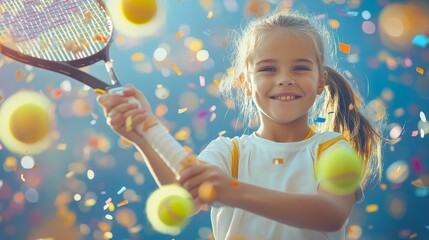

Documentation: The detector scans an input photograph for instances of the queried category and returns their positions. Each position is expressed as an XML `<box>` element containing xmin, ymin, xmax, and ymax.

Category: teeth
<box><xmin>274</xmin><ymin>96</ymin><xmax>297</xmax><ymax>101</ymax></box>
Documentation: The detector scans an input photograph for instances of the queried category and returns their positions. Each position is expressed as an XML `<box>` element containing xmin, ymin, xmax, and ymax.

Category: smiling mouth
<box><xmin>270</xmin><ymin>96</ymin><xmax>301</xmax><ymax>101</ymax></box>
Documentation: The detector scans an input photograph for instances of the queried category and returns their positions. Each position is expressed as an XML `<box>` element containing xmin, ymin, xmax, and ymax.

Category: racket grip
<box><xmin>107</xmin><ymin>86</ymin><xmax>191</xmax><ymax>173</ymax></box>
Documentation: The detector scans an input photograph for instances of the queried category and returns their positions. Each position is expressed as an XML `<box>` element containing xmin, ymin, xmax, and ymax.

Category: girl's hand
<box><xmin>96</xmin><ymin>85</ymin><xmax>153</xmax><ymax>143</ymax></box>
<box><xmin>179</xmin><ymin>164</ymin><xmax>236</xmax><ymax>205</ymax></box>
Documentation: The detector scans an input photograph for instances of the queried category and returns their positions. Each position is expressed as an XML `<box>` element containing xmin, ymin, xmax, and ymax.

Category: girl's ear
<box><xmin>317</xmin><ymin>70</ymin><xmax>328</xmax><ymax>95</ymax></box>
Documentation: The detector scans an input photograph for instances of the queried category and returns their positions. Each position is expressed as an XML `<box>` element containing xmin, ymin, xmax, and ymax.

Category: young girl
<box><xmin>98</xmin><ymin>11</ymin><xmax>390</xmax><ymax>240</ymax></box>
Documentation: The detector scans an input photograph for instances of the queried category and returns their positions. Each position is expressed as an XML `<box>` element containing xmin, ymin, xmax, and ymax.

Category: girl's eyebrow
<box><xmin>294</xmin><ymin>58</ymin><xmax>314</xmax><ymax>64</ymax></box>
<box><xmin>255</xmin><ymin>58</ymin><xmax>277</xmax><ymax>65</ymax></box>
<box><xmin>255</xmin><ymin>58</ymin><xmax>314</xmax><ymax>66</ymax></box>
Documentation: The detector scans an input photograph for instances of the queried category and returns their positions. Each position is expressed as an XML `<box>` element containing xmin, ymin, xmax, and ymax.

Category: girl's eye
<box><xmin>259</xmin><ymin>67</ymin><xmax>276</xmax><ymax>72</ymax></box>
<box><xmin>294</xmin><ymin>66</ymin><xmax>310</xmax><ymax>71</ymax></box>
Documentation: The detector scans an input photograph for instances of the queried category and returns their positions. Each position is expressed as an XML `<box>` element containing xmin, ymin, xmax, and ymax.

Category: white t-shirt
<box><xmin>198</xmin><ymin>131</ymin><xmax>364</xmax><ymax>240</ymax></box>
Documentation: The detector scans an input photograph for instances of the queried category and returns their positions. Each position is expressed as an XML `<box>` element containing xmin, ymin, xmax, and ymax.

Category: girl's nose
<box><xmin>276</xmin><ymin>75</ymin><xmax>295</xmax><ymax>86</ymax></box>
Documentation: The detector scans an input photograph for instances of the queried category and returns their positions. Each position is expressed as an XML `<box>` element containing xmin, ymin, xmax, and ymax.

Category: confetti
<box><xmin>213</xmin><ymin>79</ymin><xmax>220</xmax><ymax>86</ymax></box>
<box><xmin>199</xmin><ymin>76</ymin><xmax>206</xmax><ymax>87</ymax></box>
<box><xmin>105</xmin><ymin>214</ymin><xmax>113</xmax><ymax>220</ymax></box>
<box><xmin>175</xmin><ymin>31</ymin><xmax>184</xmax><ymax>39</ymax></box>
<box><xmin>183</xmin><ymin>145</ymin><xmax>193</xmax><ymax>153</ymax></box>
<box><xmin>272</xmin><ymin>158</ymin><xmax>284</xmax><ymax>165</ymax></box>
<box><xmin>230</xmin><ymin>181</ymin><xmax>240</xmax><ymax>187</ymax></box>
<box><xmin>218</xmin><ymin>130</ymin><xmax>226</xmax><ymax>136</ymax></box>
<box><xmin>203</xmin><ymin>29</ymin><xmax>213</xmax><ymax>36</ymax></box>
<box><xmin>411</xmin><ymin>157</ymin><xmax>423</xmax><ymax>173</ymax></box>
<box><xmin>64</xmin><ymin>39</ymin><xmax>85</xmax><ymax>54</ymax></box>
<box><xmin>339</xmin><ymin>42</ymin><xmax>351</xmax><ymax>54</ymax></box>
<box><xmin>117</xmin><ymin>186</ymin><xmax>127</xmax><ymax>195</ymax></box>
<box><xmin>170</xmin><ymin>63</ymin><xmax>182</xmax><ymax>76</ymax></box>
<box><xmin>315</xmin><ymin>117</ymin><xmax>326</xmax><ymax>123</ymax></box>
<box><xmin>209</xmin><ymin>112</ymin><xmax>216</xmax><ymax>122</ymax></box>
<box><xmin>131</xmin><ymin>52</ymin><xmax>145</xmax><ymax>61</ymax></box>
<box><xmin>328</xmin><ymin>19</ymin><xmax>340</xmax><ymax>29</ymax></box>
<box><xmin>57</xmin><ymin>144</ymin><xmax>67</xmax><ymax>150</ymax></box>
<box><xmin>108</xmin><ymin>201</ymin><xmax>115</xmax><ymax>211</ymax></box>
<box><xmin>365</xmin><ymin>204</ymin><xmax>379</xmax><ymax>213</ymax></box>
<box><xmin>411</xmin><ymin>130</ymin><xmax>419</xmax><ymax>137</ymax></box>
<box><xmin>92</xmin><ymin>35</ymin><xmax>108</xmax><ymax>43</ymax></box>
<box><xmin>207</xmin><ymin>10</ymin><xmax>214</xmax><ymax>19</ymax></box>
<box><xmin>83</xmin><ymin>10</ymin><xmax>92</xmax><ymax>24</ymax></box>
<box><xmin>420</xmin><ymin>111</ymin><xmax>426</xmax><ymax>122</ymax></box>
<box><xmin>416</xmin><ymin>67</ymin><xmax>424</xmax><ymax>75</ymax></box>
<box><xmin>117</xmin><ymin>200</ymin><xmax>129</xmax><ymax>207</ymax></box>
<box><xmin>412</xmin><ymin>34</ymin><xmax>429</xmax><ymax>48</ymax></box>
<box><xmin>21</xmin><ymin>173</ymin><xmax>25</xmax><ymax>182</ymax></box>
<box><xmin>125</xmin><ymin>116</ymin><xmax>133</xmax><ymax>132</ymax></box>
<box><xmin>16</xmin><ymin>68</ymin><xmax>26</xmax><ymax>81</ymax></box>
<box><xmin>178</xmin><ymin>107</ymin><xmax>187</xmax><ymax>114</ymax></box>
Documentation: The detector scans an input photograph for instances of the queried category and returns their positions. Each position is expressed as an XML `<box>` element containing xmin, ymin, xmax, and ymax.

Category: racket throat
<box><xmin>105</xmin><ymin>60</ymin><xmax>120</xmax><ymax>86</ymax></box>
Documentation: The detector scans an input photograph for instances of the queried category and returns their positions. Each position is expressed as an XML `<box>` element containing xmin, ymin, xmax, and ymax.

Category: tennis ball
<box><xmin>157</xmin><ymin>195</ymin><xmax>193</xmax><ymax>227</ymax></box>
<box><xmin>9</xmin><ymin>103</ymin><xmax>51</xmax><ymax>144</ymax></box>
<box><xmin>317</xmin><ymin>147</ymin><xmax>364</xmax><ymax>195</ymax></box>
<box><xmin>121</xmin><ymin>0</ymin><xmax>157</xmax><ymax>24</ymax></box>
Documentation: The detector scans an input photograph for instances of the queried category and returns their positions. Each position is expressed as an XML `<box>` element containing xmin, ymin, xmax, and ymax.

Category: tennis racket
<box><xmin>0</xmin><ymin>0</ymin><xmax>123</xmax><ymax>92</ymax></box>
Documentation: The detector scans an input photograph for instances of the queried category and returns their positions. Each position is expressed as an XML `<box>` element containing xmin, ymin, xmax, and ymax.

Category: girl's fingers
<box><xmin>98</xmin><ymin>94</ymin><xmax>128</xmax><ymax>112</ymax></box>
<box><xmin>132</xmin><ymin>115</ymin><xmax>148</xmax><ymax>128</ymax></box>
<box><xmin>109</xmin><ymin>113</ymin><xmax>124</xmax><ymax>126</ymax></box>
<box><xmin>123</xmin><ymin>108</ymin><xmax>147</xmax><ymax>118</ymax></box>
<box><xmin>179</xmin><ymin>164</ymin><xmax>206</xmax><ymax>185</ymax></box>
<box><xmin>112</xmin><ymin>102</ymin><xmax>140</xmax><ymax>114</ymax></box>
<box><xmin>188</xmin><ymin>187</ymin><xmax>199</xmax><ymax>200</ymax></box>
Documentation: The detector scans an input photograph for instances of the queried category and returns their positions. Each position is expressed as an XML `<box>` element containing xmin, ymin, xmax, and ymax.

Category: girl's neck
<box><xmin>255</xmin><ymin>117</ymin><xmax>310</xmax><ymax>143</ymax></box>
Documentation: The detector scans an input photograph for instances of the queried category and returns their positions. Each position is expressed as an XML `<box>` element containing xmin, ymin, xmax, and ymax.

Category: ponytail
<box><xmin>319</xmin><ymin>66</ymin><xmax>395</xmax><ymax>186</ymax></box>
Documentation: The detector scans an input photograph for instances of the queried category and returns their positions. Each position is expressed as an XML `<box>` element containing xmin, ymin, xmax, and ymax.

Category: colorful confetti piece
<box><xmin>126</xmin><ymin>116</ymin><xmax>133</xmax><ymax>132</ymax></box>
<box><xmin>178</xmin><ymin>107</ymin><xmax>187</xmax><ymax>114</ymax></box>
<box><xmin>416</xmin><ymin>67</ymin><xmax>424</xmax><ymax>75</ymax></box>
<box><xmin>272</xmin><ymin>158</ymin><xmax>284</xmax><ymax>165</ymax></box>
<box><xmin>117</xmin><ymin>200</ymin><xmax>129</xmax><ymax>207</ymax></box>
<box><xmin>420</xmin><ymin>111</ymin><xmax>427</xmax><ymax>122</ymax></box>
<box><xmin>207</xmin><ymin>10</ymin><xmax>214</xmax><ymax>19</ymax></box>
<box><xmin>171</xmin><ymin>63</ymin><xmax>182</xmax><ymax>76</ymax></box>
<box><xmin>365</xmin><ymin>204</ymin><xmax>379</xmax><ymax>213</ymax></box>
<box><xmin>176</xmin><ymin>31</ymin><xmax>184</xmax><ymax>39</ymax></box>
<box><xmin>199</xmin><ymin>75</ymin><xmax>206</xmax><ymax>87</ymax></box>
<box><xmin>117</xmin><ymin>186</ymin><xmax>127</xmax><ymax>195</ymax></box>
<box><xmin>412</xmin><ymin>34</ymin><xmax>429</xmax><ymax>48</ymax></box>
<box><xmin>339</xmin><ymin>42</ymin><xmax>351</xmax><ymax>54</ymax></box>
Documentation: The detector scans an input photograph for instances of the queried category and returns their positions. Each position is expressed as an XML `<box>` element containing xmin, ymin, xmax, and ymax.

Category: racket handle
<box><xmin>107</xmin><ymin>86</ymin><xmax>190</xmax><ymax>173</ymax></box>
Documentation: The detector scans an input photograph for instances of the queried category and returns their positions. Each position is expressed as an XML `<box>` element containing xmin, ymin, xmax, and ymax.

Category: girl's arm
<box><xmin>226</xmin><ymin>182</ymin><xmax>356</xmax><ymax>232</ymax></box>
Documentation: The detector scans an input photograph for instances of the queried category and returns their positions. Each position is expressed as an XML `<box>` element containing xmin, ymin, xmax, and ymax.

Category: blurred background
<box><xmin>1</xmin><ymin>0</ymin><xmax>429</xmax><ymax>239</ymax></box>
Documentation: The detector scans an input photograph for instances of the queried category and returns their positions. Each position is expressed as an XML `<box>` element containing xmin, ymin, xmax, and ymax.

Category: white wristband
<box><xmin>137</xmin><ymin>123</ymin><xmax>188</xmax><ymax>172</ymax></box>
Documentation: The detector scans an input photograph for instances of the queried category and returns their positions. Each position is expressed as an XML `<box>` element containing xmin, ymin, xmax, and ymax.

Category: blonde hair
<box><xmin>219</xmin><ymin>11</ymin><xmax>395</xmax><ymax>187</ymax></box>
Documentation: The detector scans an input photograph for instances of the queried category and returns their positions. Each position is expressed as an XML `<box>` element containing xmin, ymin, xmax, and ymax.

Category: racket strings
<box><xmin>0</xmin><ymin>0</ymin><xmax>112</xmax><ymax>62</ymax></box>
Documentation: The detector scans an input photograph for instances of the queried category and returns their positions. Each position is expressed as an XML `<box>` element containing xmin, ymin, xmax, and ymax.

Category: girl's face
<box><xmin>248</xmin><ymin>30</ymin><xmax>327</xmax><ymax>127</ymax></box>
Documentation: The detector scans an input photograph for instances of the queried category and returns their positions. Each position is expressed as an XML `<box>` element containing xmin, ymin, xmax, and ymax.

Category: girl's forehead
<box><xmin>251</xmin><ymin>30</ymin><xmax>318</xmax><ymax>62</ymax></box>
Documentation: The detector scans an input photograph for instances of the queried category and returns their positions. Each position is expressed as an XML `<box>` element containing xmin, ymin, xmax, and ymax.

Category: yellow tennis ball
<box><xmin>157</xmin><ymin>195</ymin><xmax>193</xmax><ymax>227</ymax></box>
<box><xmin>9</xmin><ymin>103</ymin><xmax>51</xmax><ymax>144</ymax></box>
<box><xmin>317</xmin><ymin>147</ymin><xmax>364</xmax><ymax>195</ymax></box>
<box><xmin>121</xmin><ymin>0</ymin><xmax>157</xmax><ymax>24</ymax></box>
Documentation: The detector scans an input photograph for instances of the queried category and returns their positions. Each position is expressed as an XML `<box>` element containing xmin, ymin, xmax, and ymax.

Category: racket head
<box><xmin>0</xmin><ymin>0</ymin><xmax>115</xmax><ymax>66</ymax></box>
